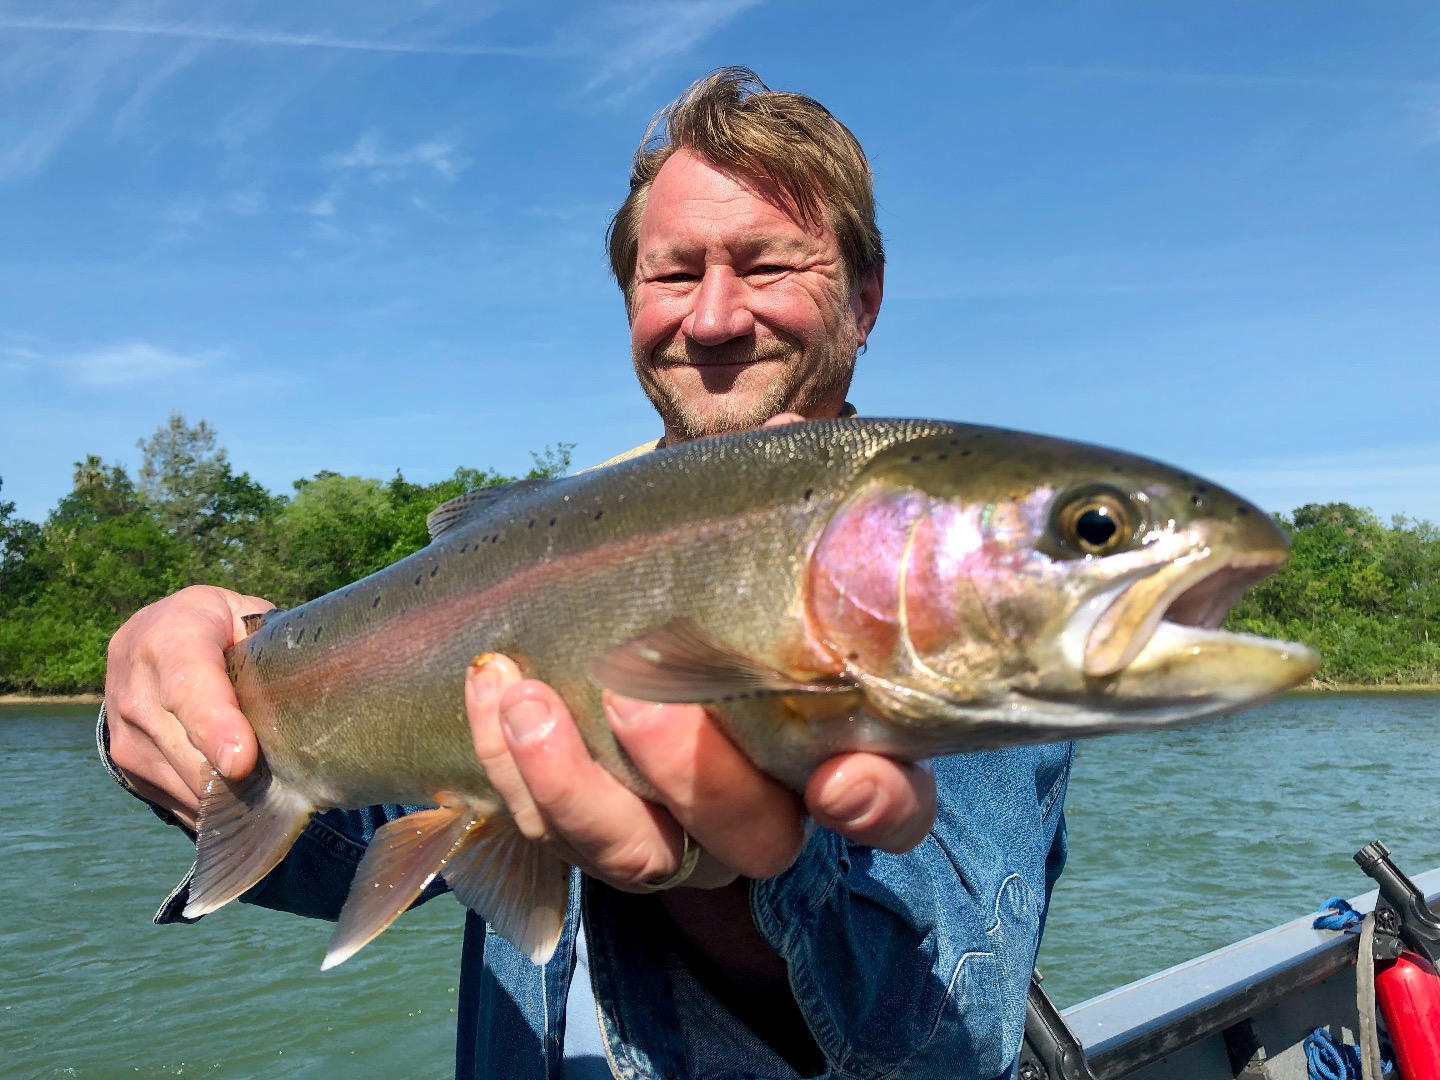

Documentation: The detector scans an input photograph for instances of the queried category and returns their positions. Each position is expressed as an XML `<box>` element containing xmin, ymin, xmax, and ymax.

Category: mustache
<box><xmin>649</xmin><ymin>339</ymin><xmax>795</xmax><ymax>368</ymax></box>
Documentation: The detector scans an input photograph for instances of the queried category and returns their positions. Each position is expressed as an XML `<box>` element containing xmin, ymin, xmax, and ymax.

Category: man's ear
<box><xmin>852</xmin><ymin>265</ymin><xmax>884</xmax><ymax>348</ymax></box>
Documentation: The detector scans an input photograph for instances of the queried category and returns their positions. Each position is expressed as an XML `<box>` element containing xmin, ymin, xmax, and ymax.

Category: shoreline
<box><xmin>1294</xmin><ymin>683</ymin><xmax>1440</xmax><ymax>694</ymax></box>
<box><xmin>0</xmin><ymin>693</ymin><xmax>103</xmax><ymax>705</ymax></box>
<box><xmin>5</xmin><ymin>685</ymin><xmax>1440</xmax><ymax>706</ymax></box>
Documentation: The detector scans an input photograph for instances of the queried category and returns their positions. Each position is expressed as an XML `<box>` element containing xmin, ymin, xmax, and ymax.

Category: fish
<box><xmin>183</xmin><ymin>418</ymin><xmax>1319</xmax><ymax>969</ymax></box>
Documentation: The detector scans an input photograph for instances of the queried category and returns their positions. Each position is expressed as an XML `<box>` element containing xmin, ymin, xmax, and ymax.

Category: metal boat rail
<box><xmin>1046</xmin><ymin>868</ymin><xmax>1440</xmax><ymax>1079</ymax></box>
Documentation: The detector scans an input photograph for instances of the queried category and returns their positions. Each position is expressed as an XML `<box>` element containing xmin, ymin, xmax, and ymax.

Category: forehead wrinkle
<box><xmin>638</xmin><ymin>232</ymin><xmax>819</xmax><ymax>273</ymax></box>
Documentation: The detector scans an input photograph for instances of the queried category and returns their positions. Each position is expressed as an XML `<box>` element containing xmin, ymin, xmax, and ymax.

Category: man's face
<box><xmin>629</xmin><ymin>149</ymin><xmax>882</xmax><ymax>444</ymax></box>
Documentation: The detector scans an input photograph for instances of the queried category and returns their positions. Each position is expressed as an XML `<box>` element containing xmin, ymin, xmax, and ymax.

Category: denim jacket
<box><xmin>101</xmin><ymin>706</ymin><xmax>1071</xmax><ymax>1080</ymax></box>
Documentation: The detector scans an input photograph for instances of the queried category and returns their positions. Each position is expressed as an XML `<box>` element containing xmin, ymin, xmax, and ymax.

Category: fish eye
<box><xmin>1052</xmin><ymin>487</ymin><xmax>1138</xmax><ymax>557</ymax></box>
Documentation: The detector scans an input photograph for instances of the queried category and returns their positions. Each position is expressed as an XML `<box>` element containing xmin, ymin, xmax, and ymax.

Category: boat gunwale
<box><xmin>1061</xmin><ymin>867</ymin><xmax>1440</xmax><ymax>1078</ymax></box>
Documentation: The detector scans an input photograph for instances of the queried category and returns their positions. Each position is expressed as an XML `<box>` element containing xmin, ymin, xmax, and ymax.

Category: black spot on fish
<box><xmin>294</xmin><ymin>629</ymin><xmax>305</xmax><ymax>644</ymax></box>
<box><xmin>528</xmin><ymin>519</ymin><xmax>535</xmax><ymax>528</ymax></box>
<box><xmin>415</xmin><ymin>574</ymin><xmax>423</xmax><ymax>586</ymax></box>
<box><xmin>973</xmin><ymin>433</ymin><xmax>985</xmax><ymax>439</ymax></box>
<box><xmin>1237</xmin><ymin>506</ymin><xmax>1250</xmax><ymax>516</ymax></box>
<box><xmin>847</xmin><ymin>651</ymin><xmax>859</xmax><ymax>660</ymax></box>
<box><xmin>1195</xmin><ymin>484</ymin><xmax>1208</xmax><ymax>494</ymax></box>
<box><xmin>938</xmin><ymin>453</ymin><xmax>949</xmax><ymax>461</ymax></box>
<box><xmin>910</xmin><ymin>454</ymin><xmax>922</xmax><ymax>463</ymax></box>
<box><xmin>721</xmin><ymin>694</ymin><xmax>735</xmax><ymax>703</ymax></box>
<box><xmin>430</xmin><ymin>565</ymin><xmax>439</xmax><ymax>577</ymax></box>
<box><xmin>803</xmin><ymin>488</ymin><xmax>813</xmax><ymax>501</ymax></box>
<box><xmin>549</xmin><ymin>517</ymin><xmax>557</xmax><ymax>526</ymax></box>
<box><xmin>961</xmin><ymin>449</ymin><xmax>973</xmax><ymax>458</ymax></box>
<box><xmin>1112</xmin><ymin>465</ymin><xmax>1124</xmax><ymax>473</ymax></box>
<box><xmin>313</xmin><ymin>627</ymin><xmax>323</xmax><ymax>642</ymax></box>
<box><xmin>1191</xmin><ymin>495</ymin><xmax>1203</xmax><ymax>506</ymax></box>
<box><xmin>594</xmin><ymin>510</ymin><xmax>603</xmax><ymax>520</ymax></box>
<box><xmin>461</xmin><ymin>543</ymin><xmax>469</xmax><ymax>553</ymax></box>
<box><xmin>255</xmin><ymin>649</ymin><xmax>263</xmax><ymax>662</ymax></box>
<box><xmin>297</xmin><ymin>610</ymin><xmax>304</xmax><ymax>619</ymax></box>
<box><xmin>949</xmin><ymin>438</ymin><xmax>960</xmax><ymax>446</ymax></box>
<box><xmin>373</xmin><ymin>594</ymin><xmax>382</xmax><ymax>608</ymax></box>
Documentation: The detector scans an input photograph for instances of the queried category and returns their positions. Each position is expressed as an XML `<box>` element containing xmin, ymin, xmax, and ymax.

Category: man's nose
<box><xmin>682</xmin><ymin>267</ymin><xmax>755</xmax><ymax>345</ymax></box>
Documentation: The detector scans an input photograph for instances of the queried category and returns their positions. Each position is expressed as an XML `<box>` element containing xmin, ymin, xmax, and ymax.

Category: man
<box><xmin>103</xmin><ymin>68</ymin><xmax>1071</xmax><ymax>1079</ymax></box>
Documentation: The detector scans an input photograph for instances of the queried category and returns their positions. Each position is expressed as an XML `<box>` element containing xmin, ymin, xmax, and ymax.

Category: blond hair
<box><xmin>606</xmin><ymin>67</ymin><xmax>884</xmax><ymax>305</ymax></box>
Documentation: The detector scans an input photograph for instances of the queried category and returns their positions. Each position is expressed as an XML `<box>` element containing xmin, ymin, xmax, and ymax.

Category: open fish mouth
<box><xmin>1068</xmin><ymin>543</ymin><xmax>1320</xmax><ymax>702</ymax></box>
<box><xmin>1082</xmin><ymin>548</ymin><xmax>1290</xmax><ymax>678</ymax></box>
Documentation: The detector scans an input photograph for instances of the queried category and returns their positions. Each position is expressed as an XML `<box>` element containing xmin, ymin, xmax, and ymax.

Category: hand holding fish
<box><xmin>463</xmin><ymin>652</ymin><xmax>937</xmax><ymax>893</ymax></box>
<box><xmin>105</xmin><ymin>585</ymin><xmax>274</xmax><ymax>832</ymax></box>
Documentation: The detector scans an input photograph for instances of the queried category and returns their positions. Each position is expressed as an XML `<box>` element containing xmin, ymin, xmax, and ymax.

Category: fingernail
<box><xmin>214</xmin><ymin>740</ymin><xmax>241</xmax><ymax>780</ymax></box>
<box><xmin>603</xmin><ymin>695</ymin><xmax>661</xmax><ymax>732</ymax></box>
<box><xmin>469</xmin><ymin>656</ymin><xmax>504</xmax><ymax>708</ymax></box>
<box><xmin>823</xmin><ymin>778</ymin><xmax>879</xmax><ymax>826</ymax></box>
<box><xmin>502</xmin><ymin>699</ymin><xmax>556</xmax><ymax>747</ymax></box>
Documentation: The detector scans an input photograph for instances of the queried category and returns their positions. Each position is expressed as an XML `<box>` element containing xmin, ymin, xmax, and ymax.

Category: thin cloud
<box><xmin>61</xmin><ymin>343</ymin><xmax>213</xmax><ymax>387</ymax></box>
<box><xmin>0</xmin><ymin>15</ymin><xmax>546</xmax><ymax>57</ymax></box>
<box><xmin>574</xmin><ymin>0</ymin><xmax>764</xmax><ymax>99</ymax></box>
<box><xmin>302</xmin><ymin>185</ymin><xmax>342</xmax><ymax>218</ymax></box>
<box><xmin>327</xmin><ymin>133</ymin><xmax>463</xmax><ymax>181</ymax></box>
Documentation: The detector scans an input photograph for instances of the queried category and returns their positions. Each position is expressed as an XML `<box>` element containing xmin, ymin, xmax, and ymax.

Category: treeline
<box><xmin>0</xmin><ymin>414</ymin><xmax>569</xmax><ymax>694</ymax></box>
<box><xmin>1224</xmin><ymin>503</ymin><xmax>1440</xmax><ymax>686</ymax></box>
<box><xmin>2</xmin><ymin>416</ymin><xmax>1438</xmax><ymax>694</ymax></box>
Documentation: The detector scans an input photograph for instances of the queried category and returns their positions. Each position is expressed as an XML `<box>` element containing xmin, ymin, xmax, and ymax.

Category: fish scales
<box><xmin>192</xmin><ymin>418</ymin><xmax>1319</xmax><ymax>967</ymax></box>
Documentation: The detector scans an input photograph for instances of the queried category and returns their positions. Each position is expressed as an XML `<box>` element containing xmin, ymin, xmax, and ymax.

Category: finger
<box><xmin>466</xmin><ymin>654</ymin><xmax>556</xmax><ymax>848</ymax></box>
<box><xmin>805</xmin><ymin>753</ymin><xmax>937</xmax><ymax>853</ymax></box>
<box><xmin>496</xmin><ymin>680</ymin><xmax>696</xmax><ymax>890</ymax></box>
<box><xmin>149</xmin><ymin>607</ymin><xmax>258</xmax><ymax>783</ymax></box>
<box><xmin>761</xmin><ymin>412</ymin><xmax>806</xmax><ymax>428</ymax></box>
<box><xmin>604</xmin><ymin>693</ymin><xmax>806</xmax><ymax>879</ymax></box>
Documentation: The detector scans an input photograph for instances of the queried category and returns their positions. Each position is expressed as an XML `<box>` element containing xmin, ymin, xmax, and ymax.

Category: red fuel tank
<box><xmin>1376</xmin><ymin>952</ymin><xmax>1440</xmax><ymax>1080</ymax></box>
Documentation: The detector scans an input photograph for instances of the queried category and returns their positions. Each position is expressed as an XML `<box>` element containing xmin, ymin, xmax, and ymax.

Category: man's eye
<box><xmin>654</xmin><ymin>272</ymin><xmax>699</xmax><ymax>283</ymax></box>
<box><xmin>746</xmin><ymin>264</ymin><xmax>790</xmax><ymax>276</ymax></box>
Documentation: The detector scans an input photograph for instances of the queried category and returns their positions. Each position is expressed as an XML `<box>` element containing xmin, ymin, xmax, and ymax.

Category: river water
<box><xmin>3</xmin><ymin>695</ymin><xmax>1437</xmax><ymax>1078</ymax></box>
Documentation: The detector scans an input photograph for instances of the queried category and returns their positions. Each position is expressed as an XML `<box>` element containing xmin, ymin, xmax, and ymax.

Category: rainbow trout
<box><xmin>185</xmin><ymin>419</ymin><xmax>1318</xmax><ymax>967</ymax></box>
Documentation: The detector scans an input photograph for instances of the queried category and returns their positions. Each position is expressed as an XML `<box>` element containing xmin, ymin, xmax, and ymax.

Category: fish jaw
<box><xmin>804</xmin><ymin>451</ymin><xmax>1320</xmax><ymax>755</ymax></box>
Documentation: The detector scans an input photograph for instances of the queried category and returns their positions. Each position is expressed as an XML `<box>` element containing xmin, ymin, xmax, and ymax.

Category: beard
<box><xmin>634</xmin><ymin>331</ymin><xmax>858</xmax><ymax>444</ymax></box>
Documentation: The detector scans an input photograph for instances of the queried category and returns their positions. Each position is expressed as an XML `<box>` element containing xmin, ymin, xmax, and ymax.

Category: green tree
<box><xmin>0</xmin><ymin>458</ymin><xmax>188</xmax><ymax>693</ymax></box>
<box><xmin>1226</xmin><ymin>503</ymin><xmax>1440</xmax><ymax>685</ymax></box>
<box><xmin>135</xmin><ymin>412</ymin><xmax>285</xmax><ymax>586</ymax></box>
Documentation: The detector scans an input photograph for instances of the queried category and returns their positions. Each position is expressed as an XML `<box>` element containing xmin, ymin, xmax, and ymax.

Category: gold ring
<box><xmin>636</xmin><ymin>829</ymin><xmax>701</xmax><ymax>892</ymax></box>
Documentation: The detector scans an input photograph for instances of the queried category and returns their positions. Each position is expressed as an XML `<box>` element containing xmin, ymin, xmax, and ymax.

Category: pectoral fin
<box><xmin>185</xmin><ymin>763</ymin><xmax>315</xmax><ymax>919</ymax></box>
<box><xmin>323</xmin><ymin>805</ymin><xmax>478</xmax><ymax>970</ymax></box>
<box><xmin>442</xmin><ymin>818</ymin><xmax>570</xmax><ymax>964</ymax></box>
<box><xmin>590</xmin><ymin>618</ymin><xmax>858</xmax><ymax>703</ymax></box>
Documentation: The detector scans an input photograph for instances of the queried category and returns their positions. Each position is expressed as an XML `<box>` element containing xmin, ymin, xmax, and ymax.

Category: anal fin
<box><xmin>184</xmin><ymin>763</ymin><xmax>315</xmax><ymax>918</ymax></box>
<box><xmin>442</xmin><ymin>818</ymin><xmax>570</xmax><ymax>964</ymax></box>
<box><xmin>324</xmin><ymin>805</ymin><xmax>478</xmax><ymax>970</ymax></box>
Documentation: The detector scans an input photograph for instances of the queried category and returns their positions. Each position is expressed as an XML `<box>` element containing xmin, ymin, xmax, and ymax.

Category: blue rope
<box><xmin>1306</xmin><ymin>1027</ymin><xmax>1363</xmax><ymax>1079</ymax></box>
<box><xmin>1304</xmin><ymin>1027</ymin><xmax>1395</xmax><ymax>1079</ymax></box>
<box><xmin>1314</xmin><ymin>897</ymin><xmax>1365</xmax><ymax>931</ymax></box>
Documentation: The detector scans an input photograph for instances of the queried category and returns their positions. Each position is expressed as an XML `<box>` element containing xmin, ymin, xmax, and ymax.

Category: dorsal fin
<box><xmin>241</xmin><ymin>610</ymin><xmax>286</xmax><ymax>636</ymax></box>
<box><xmin>426</xmin><ymin>480</ymin><xmax>551</xmax><ymax>541</ymax></box>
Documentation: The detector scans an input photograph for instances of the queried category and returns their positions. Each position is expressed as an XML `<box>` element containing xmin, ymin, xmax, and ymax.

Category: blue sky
<box><xmin>2</xmin><ymin>1</ymin><xmax>1437</xmax><ymax>527</ymax></box>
